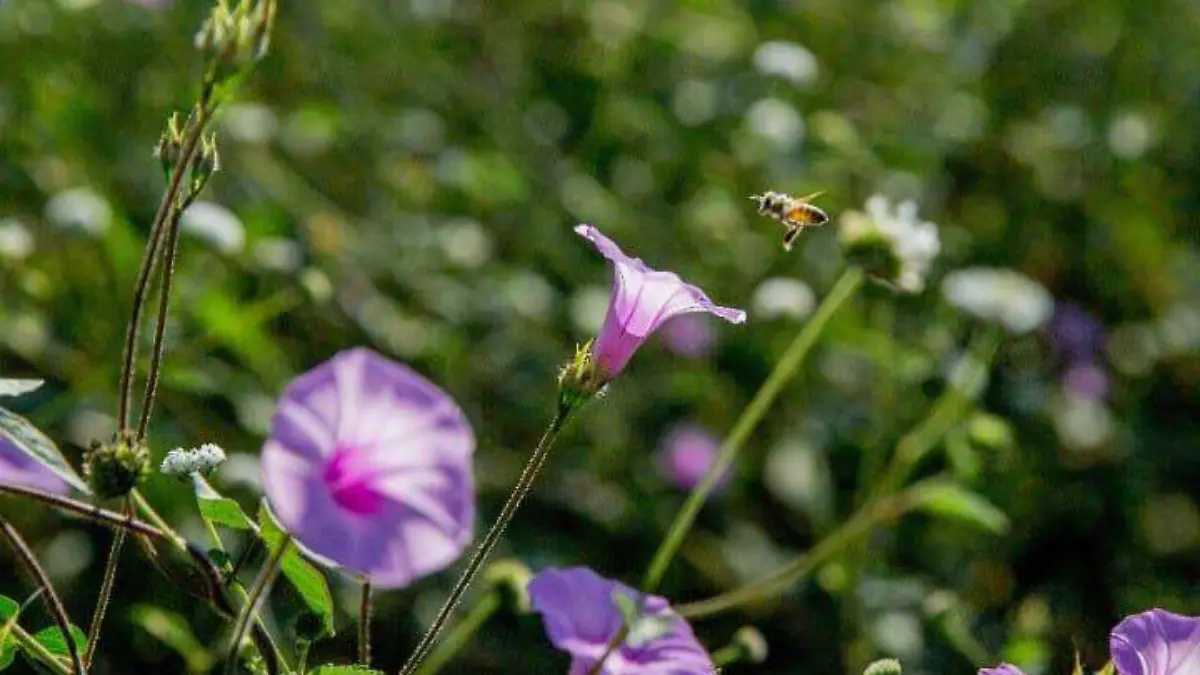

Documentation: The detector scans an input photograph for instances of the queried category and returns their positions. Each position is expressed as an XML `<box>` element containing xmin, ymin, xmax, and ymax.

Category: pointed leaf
<box><xmin>0</xmin><ymin>381</ymin><xmax>43</xmax><ymax>398</ymax></box>
<box><xmin>0</xmin><ymin>595</ymin><xmax>19</xmax><ymax>670</ymax></box>
<box><xmin>32</xmin><ymin>625</ymin><xmax>85</xmax><ymax>659</ymax></box>
<box><xmin>0</xmin><ymin>408</ymin><xmax>89</xmax><ymax>493</ymax></box>
<box><xmin>909</xmin><ymin>482</ymin><xmax>1010</xmax><ymax>535</ymax></box>
<box><xmin>192</xmin><ymin>475</ymin><xmax>255</xmax><ymax>531</ymax></box>
<box><xmin>258</xmin><ymin>503</ymin><xmax>335</xmax><ymax>639</ymax></box>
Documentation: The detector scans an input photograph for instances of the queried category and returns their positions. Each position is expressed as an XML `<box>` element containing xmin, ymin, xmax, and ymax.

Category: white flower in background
<box><xmin>45</xmin><ymin>187</ymin><xmax>111</xmax><ymax>235</ymax></box>
<box><xmin>752</xmin><ymin>277</ymin><xmax>816</xmax><ymax>320</ymax></box>
<box><xmin>180</xmin><ymin>201</ymin><xmax>246</xmax><ymax>255</ymax></box>
<box><xmin>838</xmin><ymin>195</ymin><xmax>940</xmax><ymax>293</ymax></box>
<box><xmin>941</xmin><ymin>267</ymin><xmax>1054</xmax><ymax>334</ymax></box>
<box><xmin>161</xmin><ymin>443</ymin><xmax>227</xmax><ymax>476</ymax></box>
<box><xmin>752</xmin><ymin>41</ymin><xmax>819</xmax><ymax>87</ymax></box>
<box><xmin>0</xmin><ymin>218</ymin><xmax>34</xmax><ymax>260</ymax></box>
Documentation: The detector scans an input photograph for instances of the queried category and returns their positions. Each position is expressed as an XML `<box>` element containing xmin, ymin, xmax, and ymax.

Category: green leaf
<box><xmin>0</xmin><ymin>407</ymin><xmax>89</xmax><ymax>493</ymax></box>
<box><xmin>0</xmin><ymin>380</ymin><xmax>43</xmax><ymax>398</ymax></box>
<box><xmin>192</xmin><ymin>475</ymin><xmax>255</xmax><ymax>531</ymax></box>
<box><xmin>32</xmin><ymin>625</ymin><xmax>85</xmax><ymax>659</ymax></box>
<box><xmin>910</xmin><ymin>482</ymin><xmax>1010</xmax><ymax>535</ymax></box>
<box><xmin>309</xmin><ymin>667</ymin><xmax>385</xmax><ymax>675</ymax></box>
<box><xmin>258</xmin><ymin>502</ymin><xmax>335</xmax><ymax>639</ymax></box>
<box><xmin>129</xmin><ymin>604</ymin><xmax>214</xmax><ymax>674</ymax></box>
<box><xmin>0</xmin><ymin>595</ymin><xmax>20</xmax><ymax>671</ymax></box>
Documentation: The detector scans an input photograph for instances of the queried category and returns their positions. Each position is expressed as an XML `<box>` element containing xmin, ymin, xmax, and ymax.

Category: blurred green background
<box><xmin>1</xmin><ymin>0</ymin><xmax>1199</xmax><ymax>673</ymax></box>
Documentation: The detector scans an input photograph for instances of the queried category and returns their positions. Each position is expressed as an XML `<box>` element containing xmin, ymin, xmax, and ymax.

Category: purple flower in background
<box><xmin>575</xmin><ymin>225</ymin><xmax>745</xmax><ymax>383</ymax></box>
<box><xmin>659</xmin><ymin>314</ymin><xmax>716</xmax><ymax>359</ymax></box>
<box><xmin>1063</xmin><ymin>362</ymin><xmax>1110</xmax><ymax>401</ymax></box>
<box><xmin>1051</xmin><ymin>303</ymin><xmax>1106</xmax><ymax>362</ymax></box>
<box><xmin>656</xmin><ymin>423</ymin><xmax>727</xmax><ymax>495</ymax></box>
<box><xmin>260</xmin><ymin>348</ymin><xmax>475</xmax><ymax>588</ymax></box>
<box><xmin>0</xmin><ymin>438</ymin><xmax>69</xmax><ymax>495</ymax></box>
<box><xmin>1111</xmin><ymin>609</ymin><xmax>1200</xmax><ymax>675</ymax></box>
<box><xmin>978</xmin><ymin>666</ymin><xmax>1026</xmax><ymax>675</ymax></box>
<box><xmin>529</xmin><ymin>566</ymin><xmax>713</xmax><ymax>675</ymax></box>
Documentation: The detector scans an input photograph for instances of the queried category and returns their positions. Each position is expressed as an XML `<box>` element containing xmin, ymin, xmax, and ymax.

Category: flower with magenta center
<box><xmin>1111</xmin><ymin>608</ymin><xmax>1200</xmax><ymax>675</ymax></box>
<box><xmin>260</xmin><ymin>347</ymin><xmax>475</xmax><ymax>588</ymax></box>
<box><xmin>574</xmin><ymin>225</ymin><xmax>745</xmax><ymax>386</ymax></box>
<box><xmin>529</xmin><ymin>566</ymin><xmax>713</xmax><ymax>675</ymax></box>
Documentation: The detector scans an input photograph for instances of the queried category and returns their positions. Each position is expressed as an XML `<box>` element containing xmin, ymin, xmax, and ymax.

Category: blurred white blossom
<box><xmin>941</xmin><ymin>267</ymin><xmax>1054</xmax><ymax>334</ymax></box>
<box><xmin>752</xmin><ymin>277</ymin><xmax>816</xmax><ymax>320</ymax></box>
<box><xmin>839</xmin><ymin>195</ymin><xmax>940</xmax><ymax>293</ymax></box>
<box><xmin>0</xmin><ymin>218</ymin><xmax>34</xmax><ymax>260</ymax></box>
<box><xmin>45</xmin><ymin>187</ymin><xmax>111</xmax><ymax>235</ymax></box>
<box><xmin>181</xmin><ymin>201</ymin><xmax>246</xmax><ymax>255</ymax></box>
<box><xmin>752</xmin><ymin>41</ymin><xmax>819</xmax><ymax>86</ymax></box>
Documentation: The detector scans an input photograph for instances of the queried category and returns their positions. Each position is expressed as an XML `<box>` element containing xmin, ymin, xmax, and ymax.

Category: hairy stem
<box><xmin>0</xmin><ymin>484</ymin><xmax>165</xmax><ymax>540</ymax></box>
<box><xmin>0</xmin><ymin>517</ymin><xmax>86</xmax><ymax>675</ymax></box>
<box><xmin>400</xmin><ymin>407</ymin><xmax>572</xmax><ymax>674</ymax></box>
<box><xmin>224</xmin><ymin>534</ymin><xmax>291</xmax><ymax>675</ymax></box>
<box><xmin>135</xmin><ymin>207</ymin><xmax>185</xmax><ymax>441</ymax></box>
<box><xmin>412</xmin><ymin>591</ymin><xmax>501</xmax><ymax>675</ymax></box>
<box><xmin>643</xmin><ymin>267</ymin><xmax>865</xmax><ymax>592</ymax></box>
<box><xmin>83</xmin><ymin>498</ymin><xmax>131</xmax><ymax>666</ymax></box>
<box><xmin>358</xmin><ymin>579</ymin><xmax>372</xmax><ymax>666</ymax></box>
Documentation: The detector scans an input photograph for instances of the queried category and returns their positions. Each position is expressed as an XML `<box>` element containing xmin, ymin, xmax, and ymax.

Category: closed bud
<box><xmin>196</xmin><ymin>0</ymin><xmax>276</xmax><ymax>86</ymax></box>
<box><xmin>155</xmin><ymin>112</ymin><xmax>186</xmax><ymax>177</ymax></box>
<box><xmin>84</xmin><ymin>430</ymin><xmax>150</xmax><ymax>499</ymax></box>
<box><xmin>185</xmin><ymin>132</ymin><xmax>221</xmax><ymax>202</ymax></box>
<box><xmin>732</xmin><ymin>627</ymin><xmax>768</xmax><ymax>664</ymax></box>
<box><xmin>557</xmin><ymin>340</ymin><xmax>604</xmax><ymax>413</ymax></box>
<box><xmin>863</xmin><ymin>658</ymin><xmax>903</xmax><ymax>675</ymax></box>
<box><xmin>484</xmin><ymin>558</ymin><xmax>534</xmax><ymax>614</ymax></box>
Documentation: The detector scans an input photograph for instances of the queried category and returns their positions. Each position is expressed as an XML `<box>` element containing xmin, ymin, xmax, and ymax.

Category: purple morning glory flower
<box><xmin>655</xmin><ymin>423</ymin><xmax>727</xmax><ymax>495</ymax></box>
<box><xmin>0</xmin><ymin>438</ymin><xmax>69</xmax><ymax>495</ymax></box>
<box><xmin>529</xmin><ymin>567</ymin><xmax>713</xmax><ymax>675</ymax></box>
<box><xmin>978</xmin><ymin>666</ymin><xmax>1025</xmax><ymax>675</ymax></box>
<box><xmin>260</xmin><ymin>348</ymin><xmax>475</xmax><ymax>588</ymax></box>
<box><xmin>575</xmin><ymin>225</ymin><xmax>745</xmax><ymax>383</ymax></box>
<box><xmin>659</xmin><ymin>314</ymin><xmax>716</xmax><ymax>359</ymax></box>
<box><xmin>1111</xmin><ymin>609</ymin><xmax>1200</xmax><ymax>675</ymax></box>
<box><xmin>1063</xmin><ymin>362</ymin><xmax>1110</xmax><ymax>401</ymax></box>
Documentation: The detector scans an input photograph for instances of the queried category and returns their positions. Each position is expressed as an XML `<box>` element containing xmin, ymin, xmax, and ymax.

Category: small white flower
<box><xmin>45</xmin><ymin>187</ymin><xmax>111</xmax><ymax>236</ymax></box>
<box><xmin>941</xmin><ymin>267</ymin><xmax>1054</xmax><ymax>334</ymax></box>
<box><xmin>160</xmin><ymin>443</ymin><xmax>227</xmax><ymax>476</ymax></box>
<box><xmin>838</xmin><ymin>195</ymin><xmax>940</xmax><ymax>293</ymax></box>
<box><xmin>180</xmin><ymin>202</ymin><xmax>245</xmax><ymax>255</ymax></box>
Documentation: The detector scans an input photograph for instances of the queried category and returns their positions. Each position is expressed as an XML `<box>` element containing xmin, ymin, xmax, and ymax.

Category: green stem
<box><xmin>135</xmin><ymin>207</ymin><xmax>186</xmax><ymax>441</ymax></box>
<box><xmin>10</xmin><ymin>622</ymin><xmax>73</xmax><ymax>675</ymax></box>
<box><xmin>0</xmin><ymin>518</ymin><xmax>86</xmax><ymax>674</ymax></box>
<box><xmin>400</xmin><ymin>407</ymin><xmax>573</xmax><ymax>675</ymax></box>
<box><xmin>83</xmin><ymin>498</ymin><xmax>131</xmax><ymax>667</ymax></box>
<box><xmin>412</xmin><ymin>591</ymin><xmax>502</xmax><ymax>675</ymax></box>
<box><xmin>358</xmin><ymin>580</ymin><xmax>372</xmax><ymax>666</ymax></box>
<box><xmin>674</xmin><ymin>480</ymin><xmax>926</xmax><ymax>620</ymax></box>
<box><xmin>643</xmin><ymin>267</ymin><xmax>865</xmax><ymax>592</ymax></box>
<box><xmin>224</xmin><ymin>534</ymin><xmax>291</xmax><ymax>675</ymax></box>
<box><xmin>0</xmin><ymin>484</ymin><xmax>165</xmax><ymax>540</ymax></box>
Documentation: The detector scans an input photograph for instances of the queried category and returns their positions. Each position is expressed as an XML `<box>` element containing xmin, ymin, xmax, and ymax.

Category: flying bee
<box><xmin>749</xmin><ymin>190</ymin><xmax>830</xmax><ymax>251</ymax></box>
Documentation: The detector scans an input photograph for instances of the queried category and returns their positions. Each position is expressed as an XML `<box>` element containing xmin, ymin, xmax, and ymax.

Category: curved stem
<box><xmin>0</xmin><ymin>484</ymin><xmax>165</xmax><ymax>540</ymax></box>
<box><xmin>224</xmin><ymin>534</ymin><xmax>291</xmax><ymax>675</ymax></box>
<box><xmin>0</xmin><ymin>517</ymin><xmax>86</xmax><ymax>674</ymax></box>
<box><xmin>412</xmin><ymin>591</ymin><xmax>501</xmax><ymax>675</ymax></box>
<box><xmin>400</xmin><ymin>407</ymin><xmax>572</xmax><ymax>675</ymax></box>
<box><xmin>83</xmin><ymin>498</ymin><xmax>131</xmax><ymax>666</ymax></box>
<box><xmin>358</xmin><ymin>579</ymin><xmax>372</xmax><ymax>666</ymax></box>
<box><xmin>643</xmin><ymin>268</ymin><xmax>864</xmax><ymax>592</ymax></box>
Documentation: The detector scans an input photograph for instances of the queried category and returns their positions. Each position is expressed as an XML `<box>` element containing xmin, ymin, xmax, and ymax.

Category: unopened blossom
<box><xmin>0</xmin><ymin>438</ymin><xmax>69</xmax><ymax>495</ymax></box>
<box><xmin>941</xmin><ymin>267</ymin><xmax>1054</xmax><ymax>334</ymax></box>
<box><xmin>572</xmin><ymin>225</ymin><xmax>745</xmax><ymax>387</ymax></box>
<box><xmin>655</xmin><ymin>423</ymin><xmax>727</xmax><ymax>494</ymax></box>
<box><xmin>528</xmin><ymin>566</ymin><xmax>714</xmax><ymax>675</ymax></box>
<box><xmin>838</xmin><ymin>195</ymin><xmax>940</xmax><ymax>293</ymax></box>
<box><xmin>161</xmin><ymin>443</ymin><xmax>227</xmax><ymax>476</ymax></box>
<box><xmin>260</xmin><ymin>348</ymin><xmax>475</xmax><ymax>588</ymax></box>
<box><xmin>1111</xmin><ymin>608</ymin><xmax>1200</xmax><ymax>675</ymax></box>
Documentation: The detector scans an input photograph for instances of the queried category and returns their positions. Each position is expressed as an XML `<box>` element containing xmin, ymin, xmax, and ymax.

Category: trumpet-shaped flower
<box><xmin>1111</xmin><ymin>609</ymin><xmax>1200</xmax><ymax>675</ymax></box>
<box><xmin>529</xmin><ymin>566</ymin><xmax>713</xmax><ymax>675</ymax></box>
<box><xmin>260</xmin><ymin>348</ymin><xmax>475</xmax><ymax>588</ymax></box>
<box><xmin>0</xmin><ymin>438</ymin><xmax>69</xmax><ymax>495</ymax></box>
<box><xmin>574</xmin><ymin>225</ymin><xmax>745</xmax><ymax>385</ymax></box>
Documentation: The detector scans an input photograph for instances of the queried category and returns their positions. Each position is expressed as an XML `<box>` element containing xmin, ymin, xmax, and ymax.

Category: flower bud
<box><xmin>196</xmin><ymin>0</ymin><xmax>276</xmax><ymax>85</ymax></box>
<box><xmin>185</xmin><ymin>132</ymin><xmax>221</xmax><ymax>202</ymax></box>
<box><xmin>155</xmin><ymin>112</ymin><xmax>186</xmax><ymax>177</ymax></box>
<box><xmin>863</xmin><ymin>658</ymin><xmax>903</xmax><ymax>675</ymax></box>
<box><xmin>484</xmin><ymin>558</ymin><xmax>533</xmax><ymax>614</ymax></box>
<box><xmin>557</xmin><ymin>340</ymin><xmax>603</xmax><ymax>412</ymax></box>
<box><xmin>84</xmin><ymin>431</ymin><xmax>150</xmax><ymax>499</ymax></box>
<box><xmin>731</xmin><ymin>627</ymin><xmax>768</xmax><ymax>664</ymax></box>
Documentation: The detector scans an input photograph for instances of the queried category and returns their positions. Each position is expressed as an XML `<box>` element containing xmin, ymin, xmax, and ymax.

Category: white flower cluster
<box><xmin>941</xmin><ymin>267</ymin><xmax>1054</xmax><ymax>335</ymax></box>
<box><xmin>160</xmin><ymin>443</ymin><xmax>227</xmax><ymax>476</ymax></box>
<box><xmin>838</xmin><ymin>195</ymin><xmax>941</xmax><ymax>293</ymax></box>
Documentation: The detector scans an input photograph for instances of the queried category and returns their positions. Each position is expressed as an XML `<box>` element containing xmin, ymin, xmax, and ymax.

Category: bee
<box><xmin>749</xmin><ymin>190</ymin><xmax>829</xmax><ymax>251</ymax></box>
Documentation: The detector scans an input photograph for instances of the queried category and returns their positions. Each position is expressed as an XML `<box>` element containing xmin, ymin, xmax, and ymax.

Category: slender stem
<box><xmin>9</xmin><ymin>621</ymin><xmax>73</xmax><ymax>675</ymax></box>
<box><xmin>412</xmin><ymin>591</ymin><xmax>502</xmax><ymax>675</ymax></box>
<box><xmin>135</xmin><ymin>208</ymin><xmax>185</xmax><ymax>441</ymax></box>
<box><xmin>674</xmin><ymin>481</ymin><xmax>928</xmax><ymax>620</ymax></box>
<box><xmin>643</xmin><ymin>268</ymin><xmax>865</xmax><ymax>592</ymax></box>
<box><xmin>116</xmin><ymin>106</ymin><xmax>212</xmax><ymax>431</ymax></box>
<box><xmin>295</xmin><ymin>641</ymin><xmax>310</xmax><ymax>674</ymax></box>
<box><xmin>0</xmin><ymin>484</ymin><xmax>165</xmax><ymax>540</ymax></box>
<box><xmin>224</xmin><ymin>534</ymin><xmax>291</xmax><ymax>675</ymax></box>
<box><xmin>358</xmin><ymin>579</ymin><xmax>372</xmax><ymax>666</ymax></box>
<box><xmin>83</xmin><ymin>498</ymin><xmax>131</xmax><ymax>666</ymax></box>
<box><xmin>400</xmin><ymin>407</ymin><xmax>573</xmax><ymax>675</ymax></box>
<box><xmin>0</xmin><ymin>518</ymin><xmax>86</xmax><ymax>675</ymax></box>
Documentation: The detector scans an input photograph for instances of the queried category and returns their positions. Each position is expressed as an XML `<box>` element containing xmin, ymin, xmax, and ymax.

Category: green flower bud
<box><xmin>196</xmin><ymin>0</ymin><xmax>276</xmax><ymax>86</ymax></box>
<box><xmin>84</xmin><ymin>430</ymin><xmax>150</xmax><ymax>499</ymax></box>
<box><xmin>484</xmin><ymin>558</ymin><xmax>534</xmax><ymax>614</ymax></box>
<box><xmin>732</xmin><ymin>627</ymin><xmax>768</xmax><ymax>664</ymax></box>
<box><xmin>863</xmin><ymin>658</ymin><xmax>903</xmax><ymax>675</ymax></box>
<box><xmin>155</xmin><ymin>112</ymin><xmax>186</xmax><ymax>177</ymax></box>
<box><xmin>557</xmin><ymin>340</ymin><xmax>603</xmax><ymax>413</ymax></box>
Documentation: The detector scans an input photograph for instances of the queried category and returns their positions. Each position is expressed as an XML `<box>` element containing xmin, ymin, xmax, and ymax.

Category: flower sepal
<box><xmin>557</xmin><ymin>340</ymin><xmax>604</xmax><ymax>414</ymax></box>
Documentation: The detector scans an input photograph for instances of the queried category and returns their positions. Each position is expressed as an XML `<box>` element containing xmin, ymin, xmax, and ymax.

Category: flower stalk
<box><xmin>83</xmin><ymin>498</ymin><xmax>132</xmax><ymax>667</ymax></box>
<box><xmin>412</xmin><ymin>590</ymin><xmax>502</xmax><ymax>675</ymax></box>
<box><xmin>224</xmin><ymin>533</ymin><xmax>292</xmax><ymax>675</ymax></box>
<box><xmin>358</xmin><ymin>579</ymin><xmax>372</xmax><ymax>666</ymax></box>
